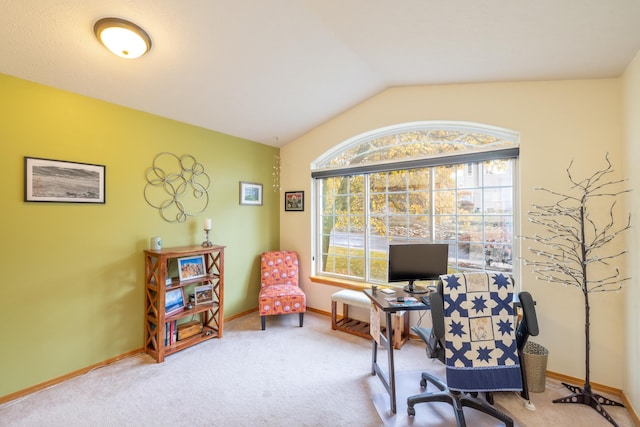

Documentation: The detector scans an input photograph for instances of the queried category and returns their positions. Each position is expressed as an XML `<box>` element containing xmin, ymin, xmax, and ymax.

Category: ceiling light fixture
<box><xmin>94</xmin><ymin>17</ymin><xmax>152</xmax><ymax>59</ymax></box>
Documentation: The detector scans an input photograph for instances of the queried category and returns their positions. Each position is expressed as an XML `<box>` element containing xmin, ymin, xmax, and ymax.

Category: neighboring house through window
<box><xmin>311</xmin><ymin>121</ymin><xmax>519</xmax><ymax>284</ymax></box>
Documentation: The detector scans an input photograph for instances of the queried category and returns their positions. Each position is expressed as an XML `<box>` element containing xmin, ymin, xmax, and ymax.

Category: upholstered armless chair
<box><xmin>258</xmin><ymin>251</ymin><xmax>306</xmax><ymax>330</ymax></box>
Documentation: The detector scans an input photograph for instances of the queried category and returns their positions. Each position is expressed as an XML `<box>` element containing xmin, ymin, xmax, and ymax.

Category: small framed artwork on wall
<box><xmin>285</xmin><ymin>191</ymin><xmax>304</xmax><ymax>211</ymax></box>
<box><xmin>239</xmin><ymin>181</ymin><xmax>263</xmax><ymax>206</ymax></box>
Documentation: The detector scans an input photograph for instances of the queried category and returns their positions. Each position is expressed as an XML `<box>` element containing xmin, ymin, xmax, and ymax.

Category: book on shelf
<box><xmin>165</xmin><ymin>321</ymin><xmax>177</xmax><ymax>345</ymax></box>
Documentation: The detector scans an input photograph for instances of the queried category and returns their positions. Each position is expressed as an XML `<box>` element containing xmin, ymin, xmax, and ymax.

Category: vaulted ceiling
<box><xmin>1</xmin><ymin>1</ymin><xmax>640</xmax><ymax>146</ymax></box>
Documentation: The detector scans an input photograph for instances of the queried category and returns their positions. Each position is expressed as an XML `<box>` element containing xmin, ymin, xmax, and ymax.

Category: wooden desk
<box><xmin>363</xmin><ymin>288</ymin><xmax>431</xmax><ymax>414</ymax></box>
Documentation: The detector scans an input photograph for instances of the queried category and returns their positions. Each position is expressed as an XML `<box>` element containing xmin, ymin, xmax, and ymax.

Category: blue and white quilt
<box><xmin>441</xmin><ymin>272</ymin><xmax>523</xmax><ymax>392</ymax></box>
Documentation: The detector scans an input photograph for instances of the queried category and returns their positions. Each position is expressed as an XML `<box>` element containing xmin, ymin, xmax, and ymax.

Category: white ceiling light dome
<box><xmin>94</xmin><ymin>17</ymin><xmax>152</xmax><ymax>59</ymax></box>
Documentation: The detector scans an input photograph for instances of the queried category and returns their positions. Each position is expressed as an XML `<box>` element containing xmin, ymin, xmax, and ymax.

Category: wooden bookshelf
<box><xmin>143</xmin><ymin>244</ymin><xmax>225</xmax><ymax>362</ymax></box>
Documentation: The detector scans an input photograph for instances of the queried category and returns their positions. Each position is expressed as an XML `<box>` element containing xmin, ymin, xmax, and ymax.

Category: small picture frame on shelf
<box><xmin>239</xmin><ymin>181</ymin><xmax>263</xmax><ymax>206</ymax></box>
<box><xmin>165</xmin><ymin>288</ymin><xmax>185</xmax><ymax>316</ymax></box>
<box><xmin>284</xmin><ymin>191</ymin><xmax>304</xmax><ymax>211</ymax></box>
<box><xmin>178</xmin><ymin>255</ymin><xmax>206</xmax><ymax>281</ymax></box>
<box><xmin>194</xmin><ymin>284</ymin><xmax>214</xmax><ymax>305</ymax></box>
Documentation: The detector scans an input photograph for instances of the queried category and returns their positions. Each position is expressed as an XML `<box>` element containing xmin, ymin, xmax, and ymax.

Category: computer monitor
<box><xmin>388</xmin><ymin>243</ymin><xmax>449</xmax><ymax>294</ymax></box>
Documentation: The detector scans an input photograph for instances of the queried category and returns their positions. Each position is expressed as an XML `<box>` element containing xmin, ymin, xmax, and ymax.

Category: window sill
<box><xmin>309</xmin><ymin>275</ymin><xmax>401</xmax><ymax>291</ymax></box>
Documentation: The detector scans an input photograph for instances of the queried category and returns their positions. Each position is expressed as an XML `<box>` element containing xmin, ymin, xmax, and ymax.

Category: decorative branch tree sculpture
<box><xmin>522</xmin><ymin>154</ymin><xmax>630</xmax><ymax>427</ymax></box>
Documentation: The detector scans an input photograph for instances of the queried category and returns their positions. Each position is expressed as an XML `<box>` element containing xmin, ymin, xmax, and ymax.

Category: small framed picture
<box><xmin>285</xmin><ymin>191</ymin><xmax>304</xmax><ymax>211</ymax></box>
<box><xmin>239</xmin><ymin>181</ymin><xmax>263</xmax><ymax>206</ymax></box>
<box><xmin>194</xmin><ymin>284</ymin><xmax>214</xmax><ymax>305</ymax></box>
<box><xmin>178</xmin><ymin>255</ymin><xmax>206</xmax><ymax>281</ymax></box>
<box><xmin>24</xmin><ymin>156</ymin><xmax>106</xmax><ymax>203</ymax></box>
<box><xmin>165</xmin><ymin>288</ymin><xmax>185</xmax><ymax>316</ymax></box>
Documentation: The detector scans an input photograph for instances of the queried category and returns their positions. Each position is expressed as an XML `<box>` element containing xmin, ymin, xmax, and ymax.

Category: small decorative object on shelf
<box><xmin>202</xmin><ymin>217</ymin><xmax>212</xmax><ymax>247</ymax></box>
<box><xmin>150</xmin><ymin>236</ymin><xmax>162</xmax><ymax>250</ymax></box>
<box><xmin>143</xmin><ymin>244</ymin><xmax>225</xmax><ymax>362</ymax></box>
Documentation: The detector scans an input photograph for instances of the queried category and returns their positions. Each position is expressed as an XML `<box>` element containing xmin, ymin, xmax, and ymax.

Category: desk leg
<box><xmin>386</xmin><ymin>311</ymin><xmax>396</xmax><ymax>414</ymax></box>
<box><xmin>369</xmin><ymin>306</ymin><xmax>398</xmax><ymax>414</ymax></box>
<box><xmin>371</xmin><ymin>337</ymin><xmax>377</xmax><ymax>375</ymax></box>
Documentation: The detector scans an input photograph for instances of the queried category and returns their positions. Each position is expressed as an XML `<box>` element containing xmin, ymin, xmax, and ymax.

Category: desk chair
<box><xmin>258</xmin><ymin>251</ymin><xmax>306</xmax><ymax>330</ymax></box>
<box><xmin>408</xmin><ymin>272</ymin><xmax>537</xmax><ymax>427</ymax></box>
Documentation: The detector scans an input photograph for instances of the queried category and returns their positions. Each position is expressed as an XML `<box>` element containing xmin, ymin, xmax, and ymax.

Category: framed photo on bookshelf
<box><xmin>165</xmin><ymin>288</ymin><xmax>185</xmax><ymax>316</ymax></box>
<box><xmin>194</xmin><ymin>284</ymin><xmax>214</xmax><ymax>305</ymax></box>
<box><xmin>178</xmin><ymin>255</ymin><xmax>206</xmax><ymax>281</ymax></box>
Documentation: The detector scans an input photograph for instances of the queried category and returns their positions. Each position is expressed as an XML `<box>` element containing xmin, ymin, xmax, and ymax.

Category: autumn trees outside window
<box><xmin>312</xmin><ymin>122</ymin><xmax>519</xmax><ymax>284</ymax></box>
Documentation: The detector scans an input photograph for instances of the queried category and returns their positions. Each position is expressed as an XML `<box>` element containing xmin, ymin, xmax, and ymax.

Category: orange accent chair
<box><xmin>258</xmin><ymin>251</ymin><xmax>306</xmax><ymax>330</ymax></box>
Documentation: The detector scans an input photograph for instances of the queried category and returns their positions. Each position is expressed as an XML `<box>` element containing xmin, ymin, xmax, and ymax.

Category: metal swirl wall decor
<box><xmin>144</xmin><ymin>152</ymin><xmax>211</xmax><ymax>223</ymax></box>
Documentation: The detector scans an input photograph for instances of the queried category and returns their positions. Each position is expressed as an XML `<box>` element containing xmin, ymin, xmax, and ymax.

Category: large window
<box><xmin>312</xmin><ymin>122</ymin><xmax>518</xmax><ymax>284</ymax></box>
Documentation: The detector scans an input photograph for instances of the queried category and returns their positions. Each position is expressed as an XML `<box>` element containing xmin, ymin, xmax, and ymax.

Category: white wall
<box><xmin>622</xmin><ymin>50</ymin><xmax>640</xmax><ymax>411</ymax></box>
<box><xmin>281</xmin><ymin>78</ymin><xmax>628</xmax><ymax>389</ymax></box>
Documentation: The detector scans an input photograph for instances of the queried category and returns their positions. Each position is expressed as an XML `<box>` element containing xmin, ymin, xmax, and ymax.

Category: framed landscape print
<box><xmin>24</xmin><ymin>157</ymin><xmax>105</xmax><ymax>203</ymax></box>
<box><xmin>165</xmin><ymin>288</ymin><xmax>185</xmax><ymax>316</ymax></box>
<box><xmin>194</xmin><ymin>284</ymin><xmax>214</xmax><ymax>305</ymax></box>
<box><xmin>239</xmin><ymin>181</ymin><xmax>263</xmax><ymax>206</ymax></box>
<box><xmin>284</xmin><ymin>191</ymin><xmax>304</xmax><ymax>211</ymax></box>
<box><xmin>177</xmin><ymin>255</ymin><xmax>206</xmax><ymax>281</ymax></box>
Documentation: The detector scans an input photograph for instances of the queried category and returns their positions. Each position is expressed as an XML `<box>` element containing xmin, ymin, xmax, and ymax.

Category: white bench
<box><xmin>330</xmin><ymin>289</ymin><xmax>409</xmax><ymax>349</ymax></box>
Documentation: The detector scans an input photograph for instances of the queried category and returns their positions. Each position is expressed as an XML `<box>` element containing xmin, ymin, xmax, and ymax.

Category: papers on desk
<box><xmin>386</xmin><ymin>296</ymin><xmax>422</xmax><ymax>306</ymax></box>
<box><xmin>370</xmin><ymin>305</ymin><xmax>381</xmax><ymax>345</ymax></box>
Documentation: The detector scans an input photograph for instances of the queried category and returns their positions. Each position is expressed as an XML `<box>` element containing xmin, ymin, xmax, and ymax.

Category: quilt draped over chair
<box><xmin>258</xmin><ymin>251</ymin><xmax>306</xmax><ymax>330</ymax></box>
<box><xmin>442</xmin><ymin>272</ymin><xmax>522</xmax><ymax>392</ymax></box>
<box><xmin>407</xmin><ymin>271</ymin><xmax>526</xmax><ymax>426</ymax></box>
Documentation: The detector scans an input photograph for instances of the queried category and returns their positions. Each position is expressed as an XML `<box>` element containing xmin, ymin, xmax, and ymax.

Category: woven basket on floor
<box><xmin>523</xmin><ymin>341</ymin><xmax>548</xmax><ymax>393</ymax></box>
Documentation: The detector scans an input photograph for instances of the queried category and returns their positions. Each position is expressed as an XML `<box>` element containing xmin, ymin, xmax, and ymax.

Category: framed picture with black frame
<box><xmin>284</xmin><ymin>191</ymin><xmax>304</xmax><ymax>211</ymax></box>
<box><xmin>24</xmin><ymin>156</ymin><xmax>106</xmax><ymax>203</ymax></box>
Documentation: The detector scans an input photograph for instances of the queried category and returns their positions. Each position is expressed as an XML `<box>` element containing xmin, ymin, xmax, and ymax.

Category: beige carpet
<box><xmin>373</xmin><ymin>369</ymin><xmax>634</xmax><ymax>426</ymax></box>
<box><xmin>0</xmin><ymin>311</ymin><xmax>635</xmax><ymax>427</ymax></box>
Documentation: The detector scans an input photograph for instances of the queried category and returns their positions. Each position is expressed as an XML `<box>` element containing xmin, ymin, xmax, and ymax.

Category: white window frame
<box><xmin>311</xmin><ymin>121</ymin><xmax>520</xmax><ymax>284</ymax></box>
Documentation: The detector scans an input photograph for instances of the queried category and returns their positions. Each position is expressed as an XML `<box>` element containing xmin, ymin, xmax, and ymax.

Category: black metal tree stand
<box><xmin>551</xmin><ymin>287</ymin><xmax>624</xmax><ymax>427</ymax></box>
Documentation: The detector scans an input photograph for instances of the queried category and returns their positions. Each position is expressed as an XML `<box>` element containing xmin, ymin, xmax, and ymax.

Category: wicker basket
<box><xmin>523</xmin><ymin>341</ymin><xmax>548</xmax><ymax>393</ymax></box>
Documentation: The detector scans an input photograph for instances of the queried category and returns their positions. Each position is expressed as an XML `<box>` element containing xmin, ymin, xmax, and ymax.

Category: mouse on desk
<box><xmin>396</xmin><ymin>297</ymin><xmax>405</xmax><ymax>302</ymax></box>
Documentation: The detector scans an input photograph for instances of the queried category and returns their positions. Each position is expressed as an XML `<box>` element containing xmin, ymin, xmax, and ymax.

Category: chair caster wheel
<box><xmin>407</xmin><ymin>406</ymin><xmax>415</xmax><ymax>416</ymax></box>
<box><xmin>420</xmin><ymin>378</ymin><xmax>427</xmax><ymax>388</ymax></box>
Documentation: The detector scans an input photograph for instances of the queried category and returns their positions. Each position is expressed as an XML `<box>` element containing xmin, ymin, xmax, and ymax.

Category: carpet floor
<box><xmin>0</xmin><ymin>311</ymin><xmax>635</xmax><ymax>427</ymax></box>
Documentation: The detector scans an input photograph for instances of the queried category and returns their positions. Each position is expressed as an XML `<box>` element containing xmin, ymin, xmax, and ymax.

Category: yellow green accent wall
<box><xmin>0</xmin><ymin>73</ymin><xmax>279</xmax><ymax>398</ymax></box>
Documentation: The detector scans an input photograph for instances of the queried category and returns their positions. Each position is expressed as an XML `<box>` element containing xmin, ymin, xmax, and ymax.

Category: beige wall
<box><xmin>281</xmin><ymin>78</ymin><xmax>630</xmax><ymax>389</ymax></box>
<box><xmin>622</xmin><ymin>50</ymin><xmax>640</xmax><ymax>412</ymax></box>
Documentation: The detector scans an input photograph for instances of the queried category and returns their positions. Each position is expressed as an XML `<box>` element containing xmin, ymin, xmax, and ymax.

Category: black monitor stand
<box><xmin>403</xmin><ymin>280</ymin><xmax>430</xmax><ymax>294</ymax></box>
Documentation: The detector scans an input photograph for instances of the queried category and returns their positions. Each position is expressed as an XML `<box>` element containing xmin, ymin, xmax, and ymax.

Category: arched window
<box><xmin>311</xmin><ymin>121</ymin><xmax>519</xmax><ymax>283</ymax></box>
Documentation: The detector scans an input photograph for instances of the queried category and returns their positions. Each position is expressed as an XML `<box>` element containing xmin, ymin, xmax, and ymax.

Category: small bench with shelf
<box><xmin>331</xmin><ymin>289</ymin><xmax>409</xmax><ymax>349</ymax></box>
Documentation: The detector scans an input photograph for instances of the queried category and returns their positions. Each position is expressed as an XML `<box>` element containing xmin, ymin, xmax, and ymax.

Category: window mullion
<box><xmin>364</xmin><ymin>175</ymin><xmax>371</xmax><ymax>282</ymax></box>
